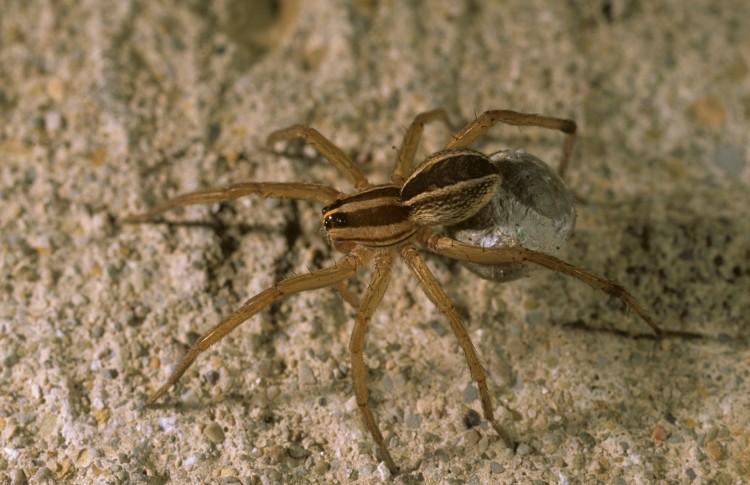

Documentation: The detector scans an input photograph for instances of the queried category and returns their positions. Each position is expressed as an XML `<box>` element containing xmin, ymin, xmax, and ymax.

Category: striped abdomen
<box><xmin>401</xmin><ymin>149</ymin><xmax>500</xmax><ymax>226</ymax></box>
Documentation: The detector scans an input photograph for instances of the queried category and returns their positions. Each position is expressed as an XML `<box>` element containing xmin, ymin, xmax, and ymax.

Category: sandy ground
<box><xmin>1</xmin><ymin>1</ymin><xmax>749</xmax><ymax>483</ymax></box>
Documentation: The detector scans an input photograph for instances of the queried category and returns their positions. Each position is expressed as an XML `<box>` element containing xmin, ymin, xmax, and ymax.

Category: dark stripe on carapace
<box><xmin>332</xmin><ymin>225</ymin><xmax>417</xmax><ymax>247</ymax></box>
<box><xmin>345</xmin><ymin>185</ymin><xmax>401</xmax><ymax>203</ymax></box>
<box><xmin>322</xmin><ymin>185</ymin><xmax>401</xmax><ymax>215</ymax></box>
<box><xmin>336</xmin><ymin>202</ymin><xmax>410</xmax><ymax>228</ymax></box>
<box><xmin>322</xmin><ymin>184</ymin><xmax>416</xmax><ymax>247</ymax></box>
<box><xmin>323</xmin><ymin>185</ymin><xmax>405</xmax><ymax>228</ymax></box>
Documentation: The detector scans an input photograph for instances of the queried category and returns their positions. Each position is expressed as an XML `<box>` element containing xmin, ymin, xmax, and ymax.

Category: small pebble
<box><xmin>92</xmin><ymin>408</ymin><xmax>109</xmax><ymax>425</ymax></box>
<box><xmin>266</xmin><ymin>385</ymin><xmax>280</xmax><ymax>400</ymax></box>
<box><xmin>406</xmin><ymin>412</ymin><xmax>421</xmax><ymax>428</ymax></box>
<box><xmin>204</xmin><ymin>370</ymin><xmax>220</xmax><ymax>386</ymax></box>
<box><xmin>358</xmin><ymin>463</ymin><xmax>373</xmax><ymax>477</ymax></box>
<box><xmin>516</xmin><ymin>442</ymin><xmax>532</xmax><ymax>456</ymax></box>
<box><xmin>313</xmin><ymin>461</ymin><xmax>331</xmax><ymax>475</ymax></box>
<box><xmin>651</xmin><ymin>424</ymin><xmax>668</xmax><ymax>442</ymax></box>
<box><xmin>578</xmin><ymin>432</ymin><xmax>596</xmax><ymax>448</ymax></box>
<box><xmin>158</xmin><ymin>416</ymin><xmax>177</xmax><ymax>432</ymax></box>
<box><xmin>203</xmin><ymin>422</ymin><xmax>225</xmax><ymax>444</ymax></box>
<box><xmin>287</xmin><ymin>444</ymin><xmax>309</xmax><ymax>459</ymax></box>
<box><xmin>704</xmin><ymin>440</ymin><xmax>725</xmax><ymax>461</ymax></box>
<box><xmin>476</xmin><ymin>435</ymin><xmax>490</xmax><ymax>454</ymax></box>
<box><xmin>266</xmin><ymin>469</ymin><xmax>281</xmax><ymax>481</ymax></box>
<box><xmin>459</xmin><ymin>429</ymin><xmax>481</xmax><ymax>447</ymax></box>
<box><xmin>416</xmin><ymin>398</ymin><xmax>431</xmax><ymax>414</ymax></box>
<box><xmin>298</xmin><ymin>363</ymin><xmax>317</xmax><ymax>385</ymax></box>
<box><xmin>376</xmin><ymin>461</ymin><xmax>392</xmax><ymax>480</ymax></box>
<box><xmin>33</xmin><ymin>467</ymin><xmax>54</xmax><ymax>482</ymax></box>
<box><xmin>462</xmin><ymin>383</ymin><xmax>478</xmax><ymax>402</ymax></box>
<box><xmin>463</xmin><ymin>409</ymin><xmax>481</xmax><ymax>428</ymax></box>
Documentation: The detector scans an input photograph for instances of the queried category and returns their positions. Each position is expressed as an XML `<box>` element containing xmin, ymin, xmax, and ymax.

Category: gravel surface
<box><xmin>1</xmin><ymin>1</ymin><xmax>749</xmax><ymax>483</ymax></box>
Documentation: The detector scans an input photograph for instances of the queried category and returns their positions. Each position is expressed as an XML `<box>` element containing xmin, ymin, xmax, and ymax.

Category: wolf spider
<box><xmin>125</xmin><ymin>109</ymin><xmax>685</xmax><ymax>474</ymax></box>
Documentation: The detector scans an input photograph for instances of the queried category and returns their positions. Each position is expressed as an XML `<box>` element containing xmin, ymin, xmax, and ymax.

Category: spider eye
<box><xmin>324</xmin><ymin>213</ymin><xmax>347</xmax><ymax>229</ymax></box>
<box><xmin>323</xmin><ymin>199</ymin><xmax>343</xmax><ymax>214</ymax></box>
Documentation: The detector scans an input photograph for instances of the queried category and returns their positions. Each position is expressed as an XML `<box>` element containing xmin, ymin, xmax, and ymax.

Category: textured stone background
<box><xmin>1</xmin><ymin>0</ymin><xmax>748</xmax><ymax>483</ymax></box>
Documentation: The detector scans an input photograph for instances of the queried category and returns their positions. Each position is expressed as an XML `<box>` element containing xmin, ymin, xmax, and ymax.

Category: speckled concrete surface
<box><xmin>1</xmin><ymin>1</ymin><xmax>749</xmax><ymax>483</ymax></box>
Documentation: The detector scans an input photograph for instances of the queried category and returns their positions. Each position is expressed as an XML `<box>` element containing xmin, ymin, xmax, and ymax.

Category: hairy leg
<box><xmin>123</xmin><ymin>182</ymin><xmax>343</xmax><ymax>222</ymax></box>
<box><xmin>392</xmin><ymin>109</ymin><xmax>454</xmax><ymax>184</ymax></box>
<box><xmin>147</xmin><ymin>248</ymin><xmax>372</xmax><ymax>404</ymax></box>
<box><xmin>419</xmin><ymin>228</ymin><xmax>701</xmax><ymax>338</ymax></box>
<box><xmin>400</xmin><ymin>244</ymin><xmax>515</xmax><ymax>448</ymax></box>
<box><xmin>445</xmin><ymin>109</ymin><xmax>576</xmax><ymax>176</ymax></box>
<box><xmin>349</xmin><ymin>251</ymin><xmax>397</xmax><ymax>472</ymax></box>
<box><xmin>267</xmin><ymin>125</ymin><xmax>370</xmax><ymax>190</ymax></box>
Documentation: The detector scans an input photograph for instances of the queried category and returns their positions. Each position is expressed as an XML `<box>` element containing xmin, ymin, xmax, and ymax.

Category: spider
<box><xmin>125</xmin><ymin>109</ymin><xmax>682</xmax><ymax>474</ymax></box>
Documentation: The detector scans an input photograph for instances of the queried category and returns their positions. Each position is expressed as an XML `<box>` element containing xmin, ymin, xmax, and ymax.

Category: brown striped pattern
<box><xmin>322</xmin><ymin>185</ymin><xmax>416</xmax><ymax>247</ymax></box>
<box><xmin>322</xmin><ymin>150</ymin><xmax>501</xmax><ymax>248</ymax></box>
<box><xmin>402</xmin><ymin>149</ymin><xmax>500</xmax><ymax>226</ymax></box>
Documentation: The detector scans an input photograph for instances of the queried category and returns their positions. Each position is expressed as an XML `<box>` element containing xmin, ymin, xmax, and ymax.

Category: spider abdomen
<box><xmin>446</xmin><ymin>149</ymin><xmax>576</xmax><ymax>282</ymax></box>
<box><xmin>402</xmin><ymin>149</ymin><xmax>500</xmax><ymax>226</ymax></box>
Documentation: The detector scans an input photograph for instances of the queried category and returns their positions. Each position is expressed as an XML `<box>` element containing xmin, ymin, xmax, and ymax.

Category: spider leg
<box><xmin>400</xmin><ymin>245</ymin><xmax>515</xmax><ymax>449</ymax></box>
<box><xmin>335</xmin><ymin>279</ymin><xmax>360</xmax><ymax>309</ymax></box>
<box><xmin>267</xmin><ymin>125</ymin><xmax>370</xmax><ymax>190</ymax></box>
<box><xmin>147</xmin><ymin>248</ymin><xmax>371</xmax><ymax>405</ymax></box>
<box><xmin>392</xmin><ymin>109</ymin><xmax>454</xmax><ymax>184</ymax></box>
<box><xmin>445</xmin><ymin>110</ymin><xmax>577</xmax><ymax>176</ymax></box>
<box><xmin>419</xmin><ymin>228</ymin><xmax>701</xmax><ymax>338</ymax></box>
<box><xmin>122</xmin><ymin>182</ymin><xmax>343</xmax><ymax>222</ymax></box>
<box><xmin>349</xmin><ymin>251</ymin><xmax>398</xmax><ymax>473</ymax></box>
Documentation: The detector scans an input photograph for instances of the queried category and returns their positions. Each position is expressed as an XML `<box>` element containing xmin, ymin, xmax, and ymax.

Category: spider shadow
<box><xmin>560</xmin><ymin>319</ymin><xmax>706</xmax><ymax>341</ymax></box>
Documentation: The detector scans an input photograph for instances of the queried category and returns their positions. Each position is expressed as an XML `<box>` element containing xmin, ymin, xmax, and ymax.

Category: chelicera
<box><xmin>125</xmin><ymin>109</ymin><xmax>685</xmax><ymax>474</ymax></box>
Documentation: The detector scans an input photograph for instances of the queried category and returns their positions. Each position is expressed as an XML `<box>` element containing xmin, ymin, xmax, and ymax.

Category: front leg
<box><xmin>147</xmin><ymin>249</ymin><xmax>370</xmax><ymax>404</ymax></box>
<box><xmin>122</xmin><ymin>182</ymin><xmax>343</xmax><ymax>222</ymax></box>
